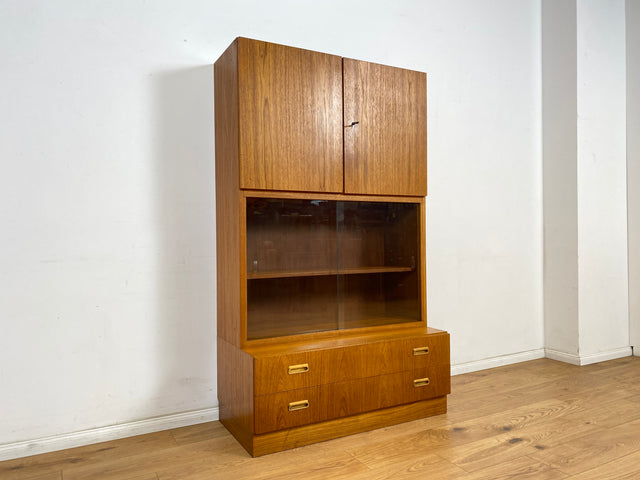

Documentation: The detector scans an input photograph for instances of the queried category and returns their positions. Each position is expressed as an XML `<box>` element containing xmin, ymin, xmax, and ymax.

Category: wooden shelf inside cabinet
<box><xmin>247</xmin><ymin>266</ymin><xmax>414</xmax><ymax>280</ymax></box>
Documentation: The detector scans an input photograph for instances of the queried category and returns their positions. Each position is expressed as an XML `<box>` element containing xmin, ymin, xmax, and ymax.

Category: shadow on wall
<box><xmin>151</xmin><ymin>65</ymin><xmax>217</xmax><ymax>416</ymax></box>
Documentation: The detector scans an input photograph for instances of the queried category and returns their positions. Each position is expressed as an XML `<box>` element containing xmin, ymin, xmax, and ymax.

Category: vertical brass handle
<box><xmin>414</xmin><ymin>377</ymin><xmax>430</xmax><ymax>387</ymax></box>
<box><xmin>288</xmin><ymin>400</ymin><xmax>309</xmax><ymax>412</ymax></box>
<box><xmin>413</xmin><ymin>347</ymin><xmax>429</xmax><ymax>356</ymax></box>
<box><xmin>287</xmin><ymin>363</ymin><xmax>309</xmax><ymax>375</ymax></box>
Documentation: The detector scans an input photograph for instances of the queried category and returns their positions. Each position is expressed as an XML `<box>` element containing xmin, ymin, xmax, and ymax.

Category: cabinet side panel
<box><xmin>215</xmin><ymin>40</ymin><xmax>242</xmax><ymax>345</ymax></box>
<box><xmin>217</xmin><ymin>338</ymin><xmax>255</xmax><ymax>452</ymax></box>
<box><xmin>343</xmin><ymin>59</ymin><xmax>427</xmax><ymax>196</ymax></box>
<box><xmin>237</xmin><ymin>38</ymin><xmax>344</xmax><ymax>193</ymax></box>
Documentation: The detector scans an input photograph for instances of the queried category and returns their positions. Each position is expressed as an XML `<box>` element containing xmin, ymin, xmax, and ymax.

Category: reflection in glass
<box><xmin>246</xmin><ymin>197</ymin><xmax>421</xmax><ymax>340</ymax></box>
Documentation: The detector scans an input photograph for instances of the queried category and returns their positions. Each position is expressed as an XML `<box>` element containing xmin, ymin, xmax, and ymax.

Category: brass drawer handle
<box><xmin>287</xmin><ymin>363</ymin><xmax>309</xmax><ymax>375</ymax></box>
<box><xmin>414</xmin><ymin>377</ymin><xmax>430</xmax><ymax>387</ymax></box>
<box><xmin>413</xmin><ymin>346</ymin><xmax>430</xmax><ymax>356</ymax></box>
<box><xmin>288</xmin><ymin>400</ymin><xmax>309</xmax><ymax>412</ymax></box>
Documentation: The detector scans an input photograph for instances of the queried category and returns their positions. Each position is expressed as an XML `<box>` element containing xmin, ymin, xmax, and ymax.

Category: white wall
<box><xmin>628</xmin><ymin>0</ymin><xmax>640</xmax><ymax>355</ymax></box>
<box><xmin>424</xmin><ymin>1</ymin><xmax>543</xmax><ymax>369</ymax></box>
<box><xmin>0</xmin><ymin>0</ymin><xmax>543</xmax><ymax>452</ymax></box>
<box><xmin>576</xmin><ymin>0</ymin><xmax>628</xmax><ymax>357</ymax></box>
<box><xmin>0</xmin><ymin>1</ymin><xmax>217</xmax><ymax>448</ymax></box>
<box><xmin>541</xmin><ymin>0</ymin><xmax>630</xmax><ymax>365</ymax></box>
<box><xmin>542</xmin><ymin>0</ymin><xmax>579</xmax><ymax>356</ymax></box>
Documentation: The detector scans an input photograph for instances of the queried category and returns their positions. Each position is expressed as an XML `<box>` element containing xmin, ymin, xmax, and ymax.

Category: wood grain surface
<box><xmin>214</xmin><ymin>38</ymin><xmax>242</xmax><ymax>346</ymax></box>
<box><xmin>343</xmin><ymin>58</ymin><xmax>428</xmax><ymax>196</ymax></box>
<box><xmin>253</xmin><ymin>332</ymin><xmax>450</xmax><ymax>395</ymax></box>
<box><xmin>237</xmin><ymin>38</ymin><xmax>343</xmax><ymax>193</ymax></box>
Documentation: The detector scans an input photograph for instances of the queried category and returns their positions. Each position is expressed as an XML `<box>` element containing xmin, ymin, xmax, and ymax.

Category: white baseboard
<box><xmin>451</xmin><ymin>349</ymin><xmax>546</xmax><ymax>376</ymax></box>
<box><xmin>0</xmin><ymin>407</ymin><xmax>219</xmax><ymax>462</ymax></box>
<box><xmin>545</xmin><ymin>346</ymin><xmax>633</xmax><ymax>366</ymax></box>
<box><xmin>544</xmin><ymin>349</ymin><xmax>581</xmax><ymax>365</ymax></box>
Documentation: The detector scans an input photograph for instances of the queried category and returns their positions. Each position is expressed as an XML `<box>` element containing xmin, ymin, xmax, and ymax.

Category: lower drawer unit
<box><xmin>219</xmin><ymin>328</ymin><xmax>451</xmax><ymax>455</ymax></box>
<box><xmin>254</xmin><ymin>366</ymin><xmax>451</xmax><ymax>434</ymax></box>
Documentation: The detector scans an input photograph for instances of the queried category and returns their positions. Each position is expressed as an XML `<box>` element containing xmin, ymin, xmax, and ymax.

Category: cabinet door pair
<box><xmin>236</xmin><ymin>38</ymin><xmax>427</xmax><ymax>196</ymax></box>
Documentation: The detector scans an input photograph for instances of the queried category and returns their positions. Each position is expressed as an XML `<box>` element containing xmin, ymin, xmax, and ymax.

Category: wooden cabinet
<box><xmin>215</xmin><ymin>37</ymin><xmax>447</xmax><ymax>457</ymax></box>
<box><xmin>218</xmin><ymin>37</ymin><xmax>427</xmax><ymax>196</ymax></box>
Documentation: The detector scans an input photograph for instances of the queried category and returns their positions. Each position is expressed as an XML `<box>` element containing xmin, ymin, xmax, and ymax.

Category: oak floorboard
<box><xmin>435</xmin><ymin>412</ymin><xmax>605</xmax><ymax>473</ymax></box>
<box><xmin>347</xmin><ymin>398</ymin><xmax>595</xmax><ymax>472</ymax></box>
<box><xmin>456</xmin><ymin>455</ymin><xmax>568</xmax><ymax>480</ymax></box>
<box><xmin>625</xmin><ymin>390</ymin><xmax>640</xmax><ymax>403</ymax></box>
<box><xmin>284</xmin><ymin>413</ymin><xmax>452</xmax><ymax>460</ymax></box>
<box><xmin>3</xmin><ymin>472</ymin><xmax>63</xmax><ymax>480</ymax></box>
<box><xmin>580</xmin><ymin>356</ymin><xmax>640</xmax><ymax>376</ymax></box>
<box><xmin>170</xmin><ymin>421</ymin><xmax>230</xmax><ymax>446</ymax></box>
<box><xmin>2</xmin><ymin>357</ymin><xmax>640</xmax><ymax>480</ymax></box>
<box><xmin>561</xmin><ymin>396</ymin><xmax>640</xmax><ymax>428</ymax></box>
<box><xmin>345</xmin><ymin>457</ymin><xmax>467</xmax><ymax>480</ymax></box>
<box><xmin>62</xmin><ymin>438</ymin><xmax>236</xmax><ymax>480</ymax></box>
<box><xmin>157</xmin><ymin>449</ymin><xmax>367</xmax><ymax>480</ymax></box>
<box><xmin>0</xmin><ymin>431</ymin><xmax>175</xmax><ymax>480</ymax></box>
<box><xmin>563</xmin><ymin>449</ymin><xmax>640</xmax><ymax>480</ymax></box>
<box><xmin>529</xmin><ymin>417</ymin><xmax>640</xmax><ymax>476</ymax></box>
<box><xmin>432</xmin><ymin>429</ymin><xmax>541</xmax><ymax>473</ymax></box>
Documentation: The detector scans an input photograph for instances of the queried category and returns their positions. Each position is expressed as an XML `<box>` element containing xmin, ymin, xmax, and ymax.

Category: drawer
<box><xmin>405</xmin><ymin>333</ymin><xmax>450</xmax><ymax>370</ymax></box>
<box><xmin>254</xmin><ymin>333</ymin><xmax>450</xmax><ymax>396</ymax></box>
<box><xmin>254</xmin><ymin>365</ymin><xmax>450</xmax><ymax>434</ymax></box>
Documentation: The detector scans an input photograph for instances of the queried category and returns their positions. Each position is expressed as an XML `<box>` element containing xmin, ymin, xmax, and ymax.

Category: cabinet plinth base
<box><xmin>223</xmin><ymin>396</ymin><xmax>447</xmax><ymax>457</ymax></box>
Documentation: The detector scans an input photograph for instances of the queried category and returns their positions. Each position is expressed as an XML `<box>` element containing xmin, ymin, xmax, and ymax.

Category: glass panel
<box><xmin>338</xmin><ymin>201</ymin><xmax>421</xmax><ymax>330</ymax></box>
<box><xmin>246</xmin><ymin>198</ymin><xmax>338</xmax><ymax>339</ymax></box>
<box><xmin>245</xmin><ymin>197</ymin><xmax>421</xmax><ymax>340</ymax></box>
<box><xmin>247</xmin><ymin>276</ymin><xmax>338</xmax><ymax>339</ymax></box>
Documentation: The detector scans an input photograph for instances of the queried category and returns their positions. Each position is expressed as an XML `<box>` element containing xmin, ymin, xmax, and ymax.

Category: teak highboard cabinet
<box><xmin>214</xmin><ymin>37</ymin><xmax>450</xmax><ymax>456</ymax></box>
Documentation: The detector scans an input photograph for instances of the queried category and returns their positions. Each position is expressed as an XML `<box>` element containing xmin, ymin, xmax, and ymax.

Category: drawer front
<box><xmin>254</xmin><ymin>333</ymin><xmax>450</xmax><ymax>396</ymax></box>
<box><xmin>405</xmin><ymin>333</ymin><xmax>450</xmax><ymax>370</ymax></box>
<box><xmin>254</xmin><ymin>366</ymin><xmax>450</xmax><ymax>434</ymax></box>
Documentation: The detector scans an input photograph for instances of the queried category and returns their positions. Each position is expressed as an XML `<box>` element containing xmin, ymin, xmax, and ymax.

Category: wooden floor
<box><xmin>3</xmin><ymin>356</ymin><xmax>640</xmax><ymax>480</ymax></box>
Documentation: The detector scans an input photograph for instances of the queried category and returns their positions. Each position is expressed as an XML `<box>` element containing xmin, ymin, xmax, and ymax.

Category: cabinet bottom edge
<box><xmin>247</xmin><ymin>396</ymin><xmax>447</xmax><ymax>456</ymax></box>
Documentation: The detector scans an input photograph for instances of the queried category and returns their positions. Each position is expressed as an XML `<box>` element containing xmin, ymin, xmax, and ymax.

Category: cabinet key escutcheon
<box><xmin>413</xmin><ymin>377</ymin><xmax>430</xmax><ymax>387</ymax></box>
<box><xmin>412</xmin><ymin>346</ymin><xmax>429</xmax><ymax>356</ymax></box>
<box><xmin>287</xmin><ymin>363</ymin><xmax>309</xmax><ymax>375</ymax></box>
<box><xmin>288</xmin><ymin>400</ymin><xmax>310</xmax><ymax>412</ymax></box>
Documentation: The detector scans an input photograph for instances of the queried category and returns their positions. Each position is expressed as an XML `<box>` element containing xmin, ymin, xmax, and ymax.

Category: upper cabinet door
<box><xmin>237</xmin><ymin>38</ymin><xmax>344</xmax><ymax>193</ymax></box>
<box><xmin>343</xmin><ymin>59</ymin><xmax>428</xmax><ymax>196</ymax></box>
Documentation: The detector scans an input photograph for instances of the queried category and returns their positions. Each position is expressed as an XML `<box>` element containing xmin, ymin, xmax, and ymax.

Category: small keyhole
<box><xmin>348</xmin><ymin>121</ymin><xmax>359</xmax><ymax>127</ymax></box>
